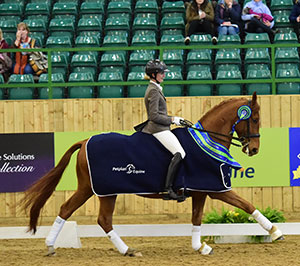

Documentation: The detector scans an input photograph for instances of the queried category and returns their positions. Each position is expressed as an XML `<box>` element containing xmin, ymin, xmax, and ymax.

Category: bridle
<box><xmin>181</xmin><ymin>100</ymin><xmax>260</xmax><ymax>148</ymax></box>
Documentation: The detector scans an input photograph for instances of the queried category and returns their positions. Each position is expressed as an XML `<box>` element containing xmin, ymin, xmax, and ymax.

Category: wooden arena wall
<box><xmin>0</xmin><ymin>95</ymin><xmax>300</xmax><ymax>219</ymax></box>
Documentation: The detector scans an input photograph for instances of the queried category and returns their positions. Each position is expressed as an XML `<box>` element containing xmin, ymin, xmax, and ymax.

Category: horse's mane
<box><xmin>201</xmin><ymin>97</ymin><xmax>247</xmax><ymax>121</ymax></box>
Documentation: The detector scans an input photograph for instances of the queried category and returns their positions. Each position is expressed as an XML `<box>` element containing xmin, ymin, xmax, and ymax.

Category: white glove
<box><xmin>172</xmin><ymin>116</ymin><xmax>184</xmax><ymax>126</ymax></box>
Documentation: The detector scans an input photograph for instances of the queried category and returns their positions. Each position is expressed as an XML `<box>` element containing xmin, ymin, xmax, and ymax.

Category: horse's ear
<box><xmin>251</xmin><ymin>91</ymin><xmax>257</xmax><ymax>106</ymax></box>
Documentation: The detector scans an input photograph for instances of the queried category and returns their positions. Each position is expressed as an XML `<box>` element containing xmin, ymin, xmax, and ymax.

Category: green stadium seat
<box><xmin>23</xmin><ymin>19</ymin><xmax>46</xmax><ymax>33</ymax></box>
<box><xmin>217</xmin><ymin>34</ymin><xmax>241</xmax><ymax>45</ymax></box>
<box><xmin>246</xmin><ymin>69</ymin><xmax>272</xmax><ymax>95</ymax></box>
<box><xmin>0</xmin><ymin>3</ymin><xmax>22</xmax><ymax>16</ymax></box>
<box><xmin>133</xmin><ymin>17</ymin><xmax>157</xmax><ymax>32</ymax></box>
<box><xmin>49</xmin><ymin>18</ymin><xmax>75</xmax><ymax>40</ymax></box>
<box><xmin>216</xmin><ymin>70</ymin><xmax>242</xmax><ymax>95</ymax></box>
<box><xmin>187</xmin><ymin>70</ymin><xmax>213</xmax><ymax>96</ymax></box>
<box><xmin>127</xmin><ymin>71</ymin><xmax>147</xmax><ymax>97</ymax></box>
<box><xmin>274</xmin><ymin>14</ymin><xmax>292</xmax><ymax>28</ymax></box>
<box><xmin>100</xmin><ymin>52</ymin><xmax>126</xmax><ymax>67</ymax></box>
<box><xmin>68</xmin><ymin>72</ymin><xmax>94</xmax><ymax>99</ymax></box>
<box><xmin>244</xmin><ymin>63</ymin><xmax>270</xmax><ymax>73</ymax></box>
<box><xmin>277</xmin><ymin>83</ymin><xmax>300</xmax><ymax>94</ymax></box>
<box><xmin>98</xmin><ymin>72</ymin><xmax>124</xmax><ymax>98</ymax></box>
<box><xmin>77</xmin><ymin>18</ymin><xmax>102</xmax><ymax>32</ymax></box>
<box><xmin>104</xmin><ymin>17</ymin><xmax>130</xmax><ymax>32</ymax></box>
<box><xmin>25</xmin><ymin>15</ymin><xmax>49</xmax><ymax>26</ymax></box>
<box><xmin>276</xmin><ymin>63</ymin><xmax>299</xmax><ymax>71</ymax></box>
<box><xmin>276</xmin><ymin>68</ymin><xmax>300</xmax><ymax>94</ymax></box>
<box><xmin>129</xmin><ymin>50</ymin><xmax>155</xmax><ymax>69</ymax></box>
<box><xmin>274</xmin><ymin>32</ymin><xmax>298</xmax><ymax>43</ymax></box>
<box><xmin>0</xmin><ymin>19</ymin><xmax>17</xmax><ymax>33</ymax></box>
<box><xmin>51</xmin><ymin>53</ymin><xmax>68</xmax><ymax>76</ymax></box>
<box><xmin>107</xmin><ymin>1</ymin><xmax>131</xmax><ymax>14</ymax></box>
<box><xmin>131</xmin><ymin>33</ymin><xmax>157</xmax><ymax>46</ymax></box>
<box><xmin>71</xmin><ymin>53</ymin><xmax>97</xmax><ymax>68</ymax></box>
<box><xmin>101</xmin><ymin>66</ymin><xmax>126</xmax><ymax>79</ymax></box>
<box><xmin>215</xmin><ymin>49</ymin><xmax>241</xmax><ymax>67</ymax></box>
<box><xmin>46</xmin><ymin>36</ymin><xmax>72</xmax><ymax>63</ymax></box>
<box><xmin>134</xmin><ymin>0</ymin><xmax>158</xmax><ymax>14</ymax></box>
<box><xmin>29</xmin><ymin>32</ymin><xmax>45</xmax><ymax>46</ymax></box>
<box><xmin>163</xmin><ymin>50</ymin><xmax>184</xmax><ymax>65</ymax></box>
<box><xmin>244</xmin><ymin>32</ymin><xmax>270</xmax><ymax>44</ymax></box>
<box><xmin>162</xmin><ymin>1</ymin><xmax>185</xmax><ymax>15</ymax></box>
<box><xmin>103</xmin><ymin>34</ymin><xmax>128</xmax><ymax>47</ymax></box>
<box><xmin>187</xmin><ymin>64</ymin><xmax>211</xmax><ymax>72</ymax></box>
<box><xmin>38</xmin><ymin>73</ymin><xmax>65</xmax><ymax>99</ymax></box>
<box><xmin>79</xmin><ymin>1</ymin><xmax>104</xmax><ymax>15</ymax></box>
<box><xmin>215</xmin><ymin>64</ymin><xmax>240</xmax><ymax>72</ymax></box>
<box><xmin>160</xmin><ymin>16</ymin><xmax>185</xmax><ymax>33</ymax></box>
<box><xmin>190</xmin><ymin>34</ymin><xmax>212</xmax><ymax>45</ymax></box>
<box><xmin>75</xmin><ymin>35</ymin><xmax>100</xmax><ymax>47</ymax></box>
<box><xmin>160</xmin><ymin>34</ymin><xmax>184</xmax><ymax>46</ymax></box>
<box><xmin>52</xmin><ymin>2</ymin><xmax>78</xmax><ymax>16</ymax></box>
<box><xmin>8</xmin><ymin>74</ymin><xmax>35</xmax><ymax>100</ymax></box>
<box><xmin>275</xmin><ymin>48</ymin><xmax>299</xmax><ymax>64</ymax></box>
<box><xmin>163</xmin><ymin>70</ymin><xmax>183</xmax><ymax>97</ymax></box>
<box><xmin>270</xmin><ymin>0</ymin><xmax>293</xmax><ymax>11</ymax></box>
<box><xmin>25</xmin><ymin>3</ymin><xmax>50</xmax><ymax>16</ymax></box>
<box><xmin>244</xmin><ymin>48</ymin><xmax>270</xmax><ymax>66</ymax></box>
<box><xmin>186</xmin><ymin>49</ymin><xmax>212</xmax><ymax>66</ymax></box>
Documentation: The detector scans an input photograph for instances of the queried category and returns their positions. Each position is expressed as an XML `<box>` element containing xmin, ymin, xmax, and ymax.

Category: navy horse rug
<box><xmin>86</xmin><ymin>123</ymin><xmax>243</xmax><ymax>197</ymax></box>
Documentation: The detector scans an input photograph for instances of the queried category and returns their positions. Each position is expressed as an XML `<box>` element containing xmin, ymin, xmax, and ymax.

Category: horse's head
<box><xmin>234</xmin><ymin>92</ymin><xmax>260</xmax><ymax>157</ymax></box>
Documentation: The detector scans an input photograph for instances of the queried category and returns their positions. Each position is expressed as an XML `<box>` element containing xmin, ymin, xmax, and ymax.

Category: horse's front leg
<box><xmin>98</xmin><ymin>196</ymin><xmax>142</xmax><ymax>257</ymax></box>
<box><xmin>208</xmin><ymin>190</ymin><xmax>283</xmax><ymax>241</ymax></box>
<box><xmin>191</xmin><ymin>192</ymin><xmax>213</xmax><ymax>255</ymax></box>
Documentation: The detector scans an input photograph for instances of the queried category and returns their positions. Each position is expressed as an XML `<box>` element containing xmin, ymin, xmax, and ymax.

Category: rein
<box><xmin>180</xmin><ymin>120</ymin><xmax>243</xmax><ymax>147</ymax></box>
<box><xmin>181</xmin><ymin>100</ymin><xmax>260</xmax><ymax>148</ymax></box>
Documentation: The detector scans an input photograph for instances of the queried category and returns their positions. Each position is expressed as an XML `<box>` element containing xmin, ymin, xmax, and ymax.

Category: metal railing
<box><xmin>1</xmin><ymin>42</ymin><xmax>299</xmax><ymax>99</ymax></box>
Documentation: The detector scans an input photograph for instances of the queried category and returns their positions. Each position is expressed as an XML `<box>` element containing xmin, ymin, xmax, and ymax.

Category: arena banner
<box><xmin>0</xmin><ymin>133</ymin><xmax>54</xmax><ymax>193</ymax></box>
<box><xmin>289</xmin><ymin>128</ymin><xmax>300</xmax><ymax>186</ymax></box>
<box><xmin>230</xmin><ymin>128</ymin><xmax>290</xmax><ymax>187</ymax></box>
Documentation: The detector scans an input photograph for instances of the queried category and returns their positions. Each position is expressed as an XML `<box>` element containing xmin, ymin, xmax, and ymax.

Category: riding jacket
<box><xmin>142</xmin><ymin>81</ymin><xmax>172</xmax><ymax>134</ymax></box>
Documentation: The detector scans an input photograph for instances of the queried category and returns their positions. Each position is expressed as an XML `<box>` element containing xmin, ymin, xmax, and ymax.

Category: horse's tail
<box><xmin>21</xmin><ymin>141</ymin><xmax>84</xmax><ymax>233</ymax></box>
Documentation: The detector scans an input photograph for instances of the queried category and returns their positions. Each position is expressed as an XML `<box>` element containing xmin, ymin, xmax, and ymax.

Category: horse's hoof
<box><xmin>269</xmin><ymin>226</ymin><xmax>284</xmax><ymax>241</ymax></box>
<box><xmin>199</xmin><ymin>242</ymin><xmax>213</xmax><ymax>255</ymax></box>
<box><xmin>125</xmin><ymin>248</ymin><xmax>143</xmax><ymax>257</ymax></box>
<box><xmin>45</xmin><ymin>246</ymin><xmax>56</xmax><ymax>257</ymax></box>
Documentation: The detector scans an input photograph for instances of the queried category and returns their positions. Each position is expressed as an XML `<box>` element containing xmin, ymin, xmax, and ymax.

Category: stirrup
<box><xmin>161</xmin><ymin>189</ymin><xmax>186</xmax><ymax>202</ymax></box>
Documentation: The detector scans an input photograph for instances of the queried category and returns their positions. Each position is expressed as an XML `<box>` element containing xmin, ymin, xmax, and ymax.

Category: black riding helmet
<box><xmin>145</xmin><ymin>59</ymin><xmax>169</xmax><ymax>77</ymax></box>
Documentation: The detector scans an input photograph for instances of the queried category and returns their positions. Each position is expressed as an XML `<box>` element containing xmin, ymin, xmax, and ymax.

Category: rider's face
<box><xmin>156</xmin><ymin>72</ymin><xmax>165</xmax><ymax>83</ymax></box>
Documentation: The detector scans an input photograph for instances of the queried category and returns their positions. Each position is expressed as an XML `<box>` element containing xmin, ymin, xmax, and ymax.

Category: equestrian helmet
<box><xmin>145</xmin><ymin>59</ymin><xmax>169</xmax><ymax>76</ymax></box>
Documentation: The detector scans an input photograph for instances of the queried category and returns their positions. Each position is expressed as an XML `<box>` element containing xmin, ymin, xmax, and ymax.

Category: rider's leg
<box><xmin>153</xmin><ymin>130</ymin><xmax>186</xmax><ymax>200</ymax></box>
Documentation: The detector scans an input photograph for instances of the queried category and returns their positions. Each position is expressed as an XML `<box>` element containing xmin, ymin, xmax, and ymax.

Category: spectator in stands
<box><xmin>215</xmin><ymin>0</ymin><xmax>243</xmax><ymax>35</ymax></box>
<box><xmin>289</xmin><ymin>0</ymin><xmax>300</xmax><ymax>39</ymax></box>
<box><xmin>13</xmin><ymin>22</ymin><xmax>35</xmax><ymax>75</ymax></box>
<box><xmin>135</xmin><ymin>59</ymin><xmax>186</xmax><ymax>202</ymax></box>
<box><xmin>185</xmin><ymin>0</ymin><xmax>217</xmax><ymax>45</ymax></box>
<box><xmin>242</xmin><ymin>0</ymin><xmax>277</xmax><ymax>41</ymax></box>
<box><xmin>0</xmin><ymin>28</ymin><xmax>12</xmax><ymax>82</ymax></box>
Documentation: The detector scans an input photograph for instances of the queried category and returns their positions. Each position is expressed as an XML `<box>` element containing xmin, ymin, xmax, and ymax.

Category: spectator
<box><xmin>185</xmin><ymin>0</ymin><xmax>217</xmax><ymax>44</ymax></box>
<box><xmin>0</xmin><ymin>28</ymin><xmax>12</xmax><ymax>82</ymax></box>
<box><xmin>215</xmin><ymin>0</ymin><xmax>243</xmax><ymax>35</ymax></box>
<box><xmin>289</xmin><ymin>0</ymin><xmax>300</xmax><ymax>39</ymax></box>
<box><xmin>242</xmin><ymin>0</ymin><xmax>277</xmax><ymax>41</ymax></box>
<box><xmin>13</xmin><ymin>22</ymin><xmax>35</xmax><ymax>75</ymax></box>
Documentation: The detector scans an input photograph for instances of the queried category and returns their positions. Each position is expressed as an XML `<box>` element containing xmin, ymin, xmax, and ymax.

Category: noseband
<box><xmin>181</xmin><ymin>101</ymin><xmax>260</xmax><ymax>148</ymax></box>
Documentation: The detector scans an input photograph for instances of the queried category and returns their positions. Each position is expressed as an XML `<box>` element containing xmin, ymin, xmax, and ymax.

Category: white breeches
<box><xmin>153</xmin><ymin>130</ymin><xmax>186</xmax><ymax>159</ymax></box>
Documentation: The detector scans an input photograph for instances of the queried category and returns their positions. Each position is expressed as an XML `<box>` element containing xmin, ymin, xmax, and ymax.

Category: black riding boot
<box><xmin>162</xmin><ymin>152</ymin><xmax>186</xmax><ymax>202</ymax></box>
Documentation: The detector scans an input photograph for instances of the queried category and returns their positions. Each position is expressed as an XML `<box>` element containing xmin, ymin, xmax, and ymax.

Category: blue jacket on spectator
<box><xmin>289</xmin><ymin>1</ymin><xmax>300</xmax><ymax>23</ymax></box>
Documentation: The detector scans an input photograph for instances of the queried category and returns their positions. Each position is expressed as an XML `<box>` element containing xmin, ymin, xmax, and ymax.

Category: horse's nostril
<box><xmin>252</xmin><ymin>148</ymin><xmax>258</xmax><ymax>154</ymax></box>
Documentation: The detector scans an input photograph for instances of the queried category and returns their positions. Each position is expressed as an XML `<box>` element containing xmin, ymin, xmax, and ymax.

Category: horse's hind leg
<box><xmin>208</xmin><ymin>190</ymin><xmax>283</xmax><ymax>241</ymax></box>
<box><xmin>98</xmin><ymin>196</ymin><xmax>142</xmax><ymax>257</ymax></box>
<box><xmin>46</xmin><ymin>145</ymin><xmax>93</xmax><ymax>256</ymax></box>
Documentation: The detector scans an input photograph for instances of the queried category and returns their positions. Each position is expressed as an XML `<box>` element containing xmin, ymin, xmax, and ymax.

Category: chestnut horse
<box><xmin>21</xmin><ymin>92</ymin><xmax>283</xmax><ymax>257</ymax></box>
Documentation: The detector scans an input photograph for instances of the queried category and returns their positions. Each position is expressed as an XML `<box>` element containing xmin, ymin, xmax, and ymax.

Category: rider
<box><xmin>140</xmin><ymin>59</ymin><xmax>186</xmax><ymax>201</ymax></box>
